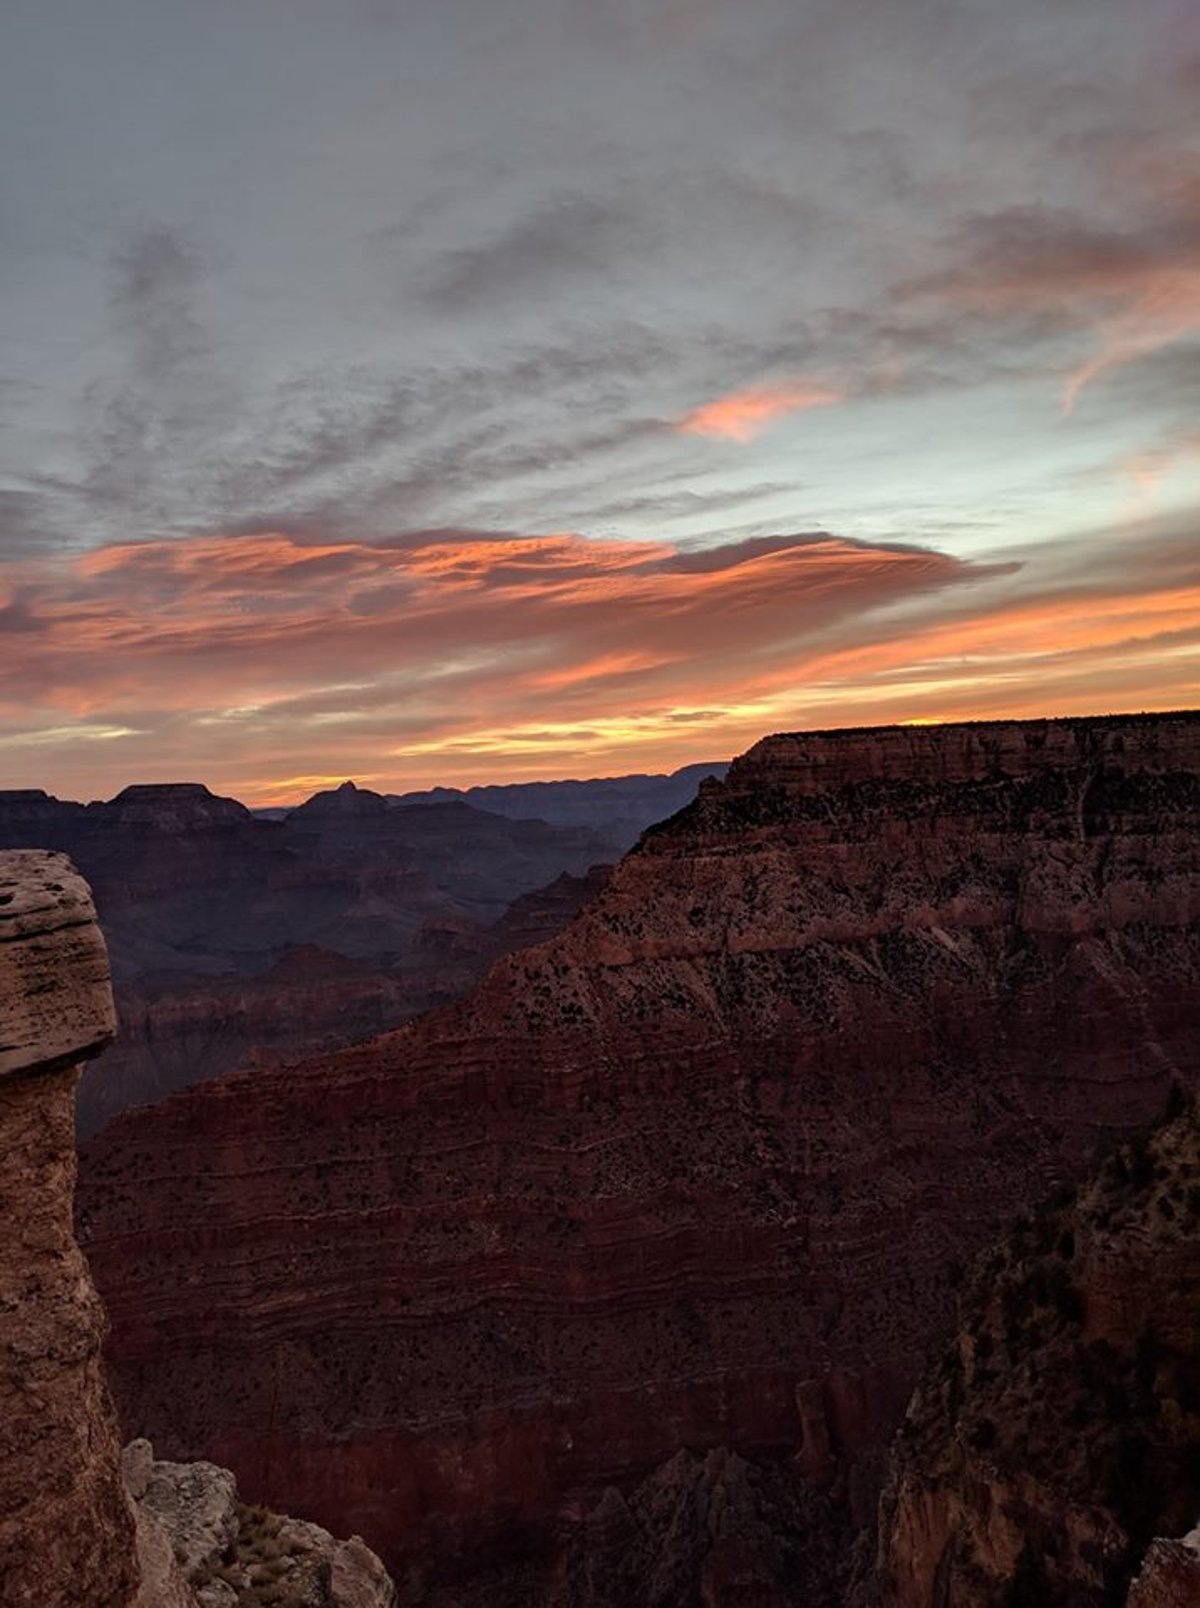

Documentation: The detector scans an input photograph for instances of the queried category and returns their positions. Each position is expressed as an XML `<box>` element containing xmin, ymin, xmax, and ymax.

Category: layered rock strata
<box><xmin>0</xmin><ymin>850</ymin><xmax>137</xmax><ymax>1606</ymax></box>
<box><xmin>875</xmin><ymin>1105</ymin><xmax>1200</xmax><ymax>1606</ymax></box>
<box><xmin>79</xmin><ymin>714</ymin><xmax>1200</xmax><ymax>1594</ymax></box>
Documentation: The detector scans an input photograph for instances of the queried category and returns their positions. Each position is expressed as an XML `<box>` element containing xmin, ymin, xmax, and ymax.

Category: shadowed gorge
<box><xmin>0</xmin><ymin>771</ymin><xmax>708</xmax><ymax>1134</ymax></box>
<box><xmin>76</xmin><ymin>712</ymin><xmax>1200</xmax><ymax>1600</ymax></box>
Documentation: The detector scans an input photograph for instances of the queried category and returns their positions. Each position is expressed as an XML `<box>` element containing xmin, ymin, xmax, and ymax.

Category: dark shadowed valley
<box><xmin>0</xmin><ymin>765</ymin><xmax>721</xmax><ymax>1135</ymax></box>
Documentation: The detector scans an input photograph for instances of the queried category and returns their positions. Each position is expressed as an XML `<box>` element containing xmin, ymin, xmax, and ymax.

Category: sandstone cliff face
<box><xmin>0</xmin><ymin>850</ymin><xmax>138</xmax><ymax>1607</ymax></box>
<box><xmin>875</xmin><ymin>1105</ymin><xmax>1200</xmax><ymax>1606</ymax></box>
<box><xmin>78</xmin><ymin>714</ymin><xmax>1200</xmax><ymax>1596</ymax></box>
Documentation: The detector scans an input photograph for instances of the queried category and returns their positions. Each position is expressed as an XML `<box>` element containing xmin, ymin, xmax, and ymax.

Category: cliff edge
<box><xmin>876</xmin><ymin>1103</ymin><xmax>1200</xmax><ymax>1605</ymax></box>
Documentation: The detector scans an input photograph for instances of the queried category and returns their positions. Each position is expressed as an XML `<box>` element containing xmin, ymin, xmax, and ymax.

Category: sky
<box><xmin>1</xmin><ymin>0</ymin><xmax>1198</xmax><ymax>804</ymax></box>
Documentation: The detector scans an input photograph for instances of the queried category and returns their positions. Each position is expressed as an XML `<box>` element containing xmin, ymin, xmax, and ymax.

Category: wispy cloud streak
<box><xmin>0</xmin><ymin>517</ymin><xmax>1195</xmax><ymax>802</ymax></box>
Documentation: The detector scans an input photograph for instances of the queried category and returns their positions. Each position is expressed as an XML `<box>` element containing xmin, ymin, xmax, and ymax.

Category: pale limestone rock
<box><xmin>123</xmin><ymin>1437</ymin><xmax>156</xmax><ymax>1501</ymax></box>
<box><xmin>329</xmin><ymin>1535</ymin><xmax>398</xmax><ymax>1608</ymax></box>
<box><xmin>126</xmin><ymin>1441</ymin><xmax>395</xmax><ymax>1607</ymax></box>
<box><xmin>132</xmin><ymin>1502</ymin><xmax>199</xmax><ymax>1608</ymax></box>
<box><xmin>193</xmin><ymin>1580</ymin><xmax>238</xmax><ymax>1608</ymax></box>
<box><xmin>138</xmin><ymin>1456</ymin><xmax>239</xmax><ymax>1583</ymax></box>
<box><xmin>274</xmin><ymin>1516</ymin><xmax>397</xmax><ymax>1607</ymax></box>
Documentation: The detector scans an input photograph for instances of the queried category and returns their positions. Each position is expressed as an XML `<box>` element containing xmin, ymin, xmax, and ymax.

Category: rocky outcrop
<box><xmin>545</xmin><ymin>1446</ymin><xmax>853</xmax><ymax>1608</ymax></box>
<box><xmin>1127</xmin><ymin>1522</ymin><xmax>1200</xmax><ymax>1607</ymax></box>
<box><xmin>124</xmin><ymin>1439</ymin><xmax>395</xmax><ymax>1608</ymax></box>
<box><xmin>0</xmin><ymin>850</ymin><xmax>137</xmax><ymax>1607</ymax></box>
<box><xmin>78</xmin><ymin>713</ymin><xmax>1200</xmax><ymax>1596</ymax></box>
<box><xmin>875</xmin><ymin>1105</ymin><xmax>1200</xmax><ymax>1606</ymax></box>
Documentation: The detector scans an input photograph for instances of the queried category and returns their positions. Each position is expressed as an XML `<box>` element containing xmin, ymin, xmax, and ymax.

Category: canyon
<box><xmin>391</xmin><ymin>762</ymin><xmax>729</xmax><ymax>843</ymax></box>
<box><xmin>0</xmin><ymin>776</ymin><xmax>651</xmax><ymax>1134</ymax></box>
<box><xmin>75</xmin><ymin>712</ymin><xmax>1200</xmax><ymax>1600</ymax></box>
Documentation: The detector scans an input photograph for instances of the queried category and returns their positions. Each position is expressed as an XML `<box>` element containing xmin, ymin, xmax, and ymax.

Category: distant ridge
<box><xmin>390</xmin><ymin>760</ymin><xmax>729</xmax><ymax>850</ymax></box>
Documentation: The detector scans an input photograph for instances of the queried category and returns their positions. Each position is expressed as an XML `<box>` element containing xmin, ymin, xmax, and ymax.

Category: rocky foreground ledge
<box><xmin>0</xmin><ymin>849</ymin><xmax>394</xmax><ymax>1606</ymax></box>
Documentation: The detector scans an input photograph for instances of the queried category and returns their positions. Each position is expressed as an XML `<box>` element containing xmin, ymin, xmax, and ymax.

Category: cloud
<box><xmin>0</xmin><ymin>525</ymin><xmax>1001</xmax><ymax>795</ymax></box>
<box><xmin>417</xmin><ymin>194</ymin><xmax>634</xmax><ymax>311</ymax></box>
<box><xmin>110</xmin><ymin>227</ymin><xmax>210</xmax><ymax>381</ymax></box>
<box><xmin>1</xmin><ymin>513</ymin><xmax>1196</xmax><ymax>803</ymax></box>
<box><xmin>902</xmin><ymin>200</ymin><xmax>1200</xmax><ymax>412</ymax></box>
<box><xmin>678</xmin><ymin>382</ymin><xmax>843</xmax><ymax>442</ymax></box>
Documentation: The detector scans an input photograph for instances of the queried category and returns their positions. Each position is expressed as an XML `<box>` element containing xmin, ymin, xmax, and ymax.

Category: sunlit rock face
<box><xmin>78</xmin><ymin>713</ymin><xmax>1200</xmax><ymax>1599</ymax></box>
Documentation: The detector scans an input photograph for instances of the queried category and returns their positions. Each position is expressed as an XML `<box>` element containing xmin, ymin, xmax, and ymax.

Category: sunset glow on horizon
<box><xmin>2</xmin><ymin>0</ymin><xmax>1198</xmax><ymax>803</ymax></box>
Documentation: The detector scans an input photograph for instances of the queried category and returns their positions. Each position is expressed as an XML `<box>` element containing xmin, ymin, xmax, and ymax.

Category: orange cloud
<box><xmin>678</xmin><ymin>382</ymin><xmax>842</xmax><ymax>442</ymax></box>
<box><xmin>0</xmin><ymin>519</ymin><xmax>1196</xmax><ymax>804</ymax></box>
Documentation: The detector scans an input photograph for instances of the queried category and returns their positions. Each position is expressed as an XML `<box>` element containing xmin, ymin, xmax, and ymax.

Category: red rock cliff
<box><xmin>78</xmin><ymin>713</ymin><xmax>1200</xmax><ymax>1592</ymax></box>
<box><xmin>0</xmin><ymin>851</ymin><xmax>138</xmax><ymax>1606</ymax></box>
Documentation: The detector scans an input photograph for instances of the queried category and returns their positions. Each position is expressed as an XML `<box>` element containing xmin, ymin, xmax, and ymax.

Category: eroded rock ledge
<box><xmin>125</xmin><ymin>1438</ymin><xmax>394</xmax><ymax>1608</ymax></box>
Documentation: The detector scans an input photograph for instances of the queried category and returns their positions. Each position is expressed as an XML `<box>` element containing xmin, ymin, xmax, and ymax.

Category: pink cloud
<box><xmin>678</xmin><ymin>382</ymin><xmax>843</xmax><ymax>442</ymax></box>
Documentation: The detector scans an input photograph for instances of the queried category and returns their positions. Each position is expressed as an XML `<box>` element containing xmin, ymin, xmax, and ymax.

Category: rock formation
<box><xmin>78</xmin><ymin>713</ymin><xmax>1200</xmax><ymax>1597</ymax></box>
<box><xmin>875</xmin><ymin>1102</ymin><xmax>1199</xmax><ymax>1605</ymax></box>
<box><xmin>0</xmin><ymin>848</ymin><xmax>396</xmax><ymax>1606</ymax></box>
<box><xmin>124</xmin><ymin>1439</ymin><xmax>394</xmax><ymax>1608</ymax></box>
<box><xmin>1126</xmin><ymin>1522</ymin><xmax>1200</xmax><ymax>1607</ymax></box>
<box><xmin>0</xmin><ymin>849</ymin><xmax>136</xmax><ymax>1606</ymax></box>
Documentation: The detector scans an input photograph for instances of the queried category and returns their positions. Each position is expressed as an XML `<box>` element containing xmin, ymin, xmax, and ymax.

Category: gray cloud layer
<box><xmin>1</xmin><ymin>0</ymin><xmax>1196</xmax><ymax>564</ymax></box>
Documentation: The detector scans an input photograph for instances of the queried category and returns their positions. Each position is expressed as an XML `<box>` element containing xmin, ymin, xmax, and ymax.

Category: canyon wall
<box><xmin>78</xmin><ymin>713</ymin><xmax>1200</xmax><ymax>1596</ymax></box>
